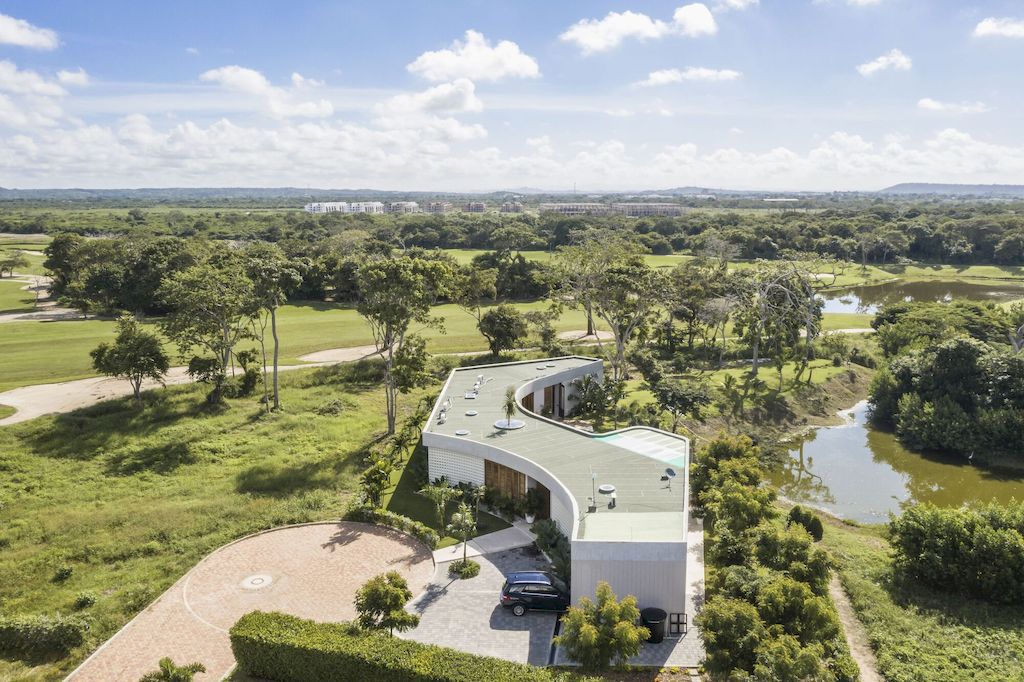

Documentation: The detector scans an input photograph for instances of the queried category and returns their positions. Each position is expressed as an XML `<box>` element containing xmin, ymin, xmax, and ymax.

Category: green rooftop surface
<box><xmin>426</xmin><ymin>357</ymin><xmax>688</xmax><ymax>542</ymax></box>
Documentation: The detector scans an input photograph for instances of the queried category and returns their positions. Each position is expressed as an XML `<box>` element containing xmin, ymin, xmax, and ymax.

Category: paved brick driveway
<box><xmin>66</xmin><ymin>522</ymin><xmax>434</xmax><ymax>682</ymax></box>
<box><xmin>402</xmin><ymin>546</ymin><xmax>558</xmax><ymax>666</ymax></box>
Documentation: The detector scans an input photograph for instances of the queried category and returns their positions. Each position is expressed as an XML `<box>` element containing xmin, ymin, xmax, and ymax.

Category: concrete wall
<box><xmin>427</xmin><ymin>446</ymin><xmax>485</xmax><ymax>487</ymax></box>
<box><xmin>571</xmin><ymin>539</ymin><xmax>688</xmax><ymax>615</ymax></box>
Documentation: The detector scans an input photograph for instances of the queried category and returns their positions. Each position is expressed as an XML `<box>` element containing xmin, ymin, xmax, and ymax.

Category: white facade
<box><xmin>388</xmin><ymin>201</ymin><xmax>420</xmax><ymax>214</ymax></box>
<box><xmin>303</xmin><ymin>201</ymin><xmax>385</xmax><ymax>214</ymax></box>
<box><xmin>304</xmin><ymin>201</ymin><xmax>349</xmax><ymax>213</ymax></box>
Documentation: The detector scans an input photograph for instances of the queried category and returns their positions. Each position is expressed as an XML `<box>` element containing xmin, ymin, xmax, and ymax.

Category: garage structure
<box><xmin>422</xmin><ymin>356</ymin><xmax>691</xmax><ymax>627</ymax></box>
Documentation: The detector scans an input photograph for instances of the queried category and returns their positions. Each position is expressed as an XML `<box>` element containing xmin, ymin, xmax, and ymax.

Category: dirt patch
<box><xmin>556</xmin><ymin>329</ymin><xmax>613</xmax><ymax>342</ymax></box>
<box><xmin>829</xmin><ymin>575</ymin><xmax>883</xmax><ymax>682</ymax></box>
<box><xmin>297</xmin><ymin>344</ymin><xmax>381</xmax><ymax>363</ymax></box>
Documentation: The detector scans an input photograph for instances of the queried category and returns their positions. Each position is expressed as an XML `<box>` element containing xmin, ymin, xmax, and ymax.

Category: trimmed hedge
<box><xmin>0</xmin><ymin>614</ymin><xmax>89</xmax><ymax>657</ymax></box>
<box><xmin>231</xmin><ymin>611</ymin><xmax>598</xmax><ymax>682</ymax></box>
<box><xmin>343</xmin><ymin>504</ymin><xmax>440</xmax><ymax>549</ymax></box>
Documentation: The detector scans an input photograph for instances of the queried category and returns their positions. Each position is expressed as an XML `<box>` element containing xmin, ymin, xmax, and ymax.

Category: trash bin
<box><xmin>640</xmin><ymin>607</ymin><xmax>667</xmax><ymax>644</ymax></box>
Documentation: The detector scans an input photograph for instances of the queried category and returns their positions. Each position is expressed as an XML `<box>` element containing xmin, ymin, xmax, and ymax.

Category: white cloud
<box><xmin>560</xmin><ymin>4</ymin><xmax>716</xmax><ymax>55</ymax></box>
<box><xmin>0</xmin><ymin>12</ymin><xmax>58</xmax><ymax>50</ymax></box>
<box><xmin>673</xmin><ymin>4</ymin><xmax>718</xmax><ymax>37</ymax></box>
<box><xmin>290</xmin><ymin>73</ymin><xmax>323</xmax><ymax>88</ymax></box>
<box><xmin>637</xmin><ymin>67</ymin><xmax>741</xmax><ymax>86</ymax></box>
<box><xmin>847</xmin><ymin>0</ymin><xmax>885</xmax><ymax>5</ymax></box>
<box><xmin>3</xmin><ymin>118</ymin><xmax>1024</xmax><ymax>192</ymax></box>
<box><xmin>856</xmin><ymin>49</ymin><xmax>912</xmax><ymax>76</ymax></box>
<box><xmin>0</xmin><ymin>60</ymin><xmax>66</xmax><ymax>97</ymax></box>
<box><xmin>408</xmin><ymin>30</ymin><xmax>540</xmax><ymax>82</ymax></box>
<box><xmin>973</xmin><ymin>17</ymin><xmax>1024</xmax><ymax>38</ymax></box>
<box><xmin>57</xmin><ymin>68</ymin><xmax>90</xmax><ymax>87</ymax></box>
<box><xmin>377</xmin><ymin>78</ymin><xmax>483</xmax><ymax>117</ymax></box>
<box><xmin>917</xmin><ymin>98</ymin><xmax>990</xmax><ymax>114</ymax></box>
<box><xmin>715</xmin><ymin>0</ymin><xmax>758</xmax><ymax>10</ymax></box>
<box><xmin>526</xmin><ymin>135</ymin><xmax>553</xmax><ymax>156</ymax></box>
<box><xmin>185</xmin><ymin>47</ymin><xmax>200</xmax><ymax>56</ymax></box>
<box><xmin>199</xmin><ymin>65</ymin><xmax>333</xmax><ymax>118</ymax></box>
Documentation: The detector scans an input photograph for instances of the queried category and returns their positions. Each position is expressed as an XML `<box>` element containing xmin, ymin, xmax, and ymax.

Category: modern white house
<box><xmin>422</xmin><ymin>356</ymin><xmax>692</xmax><ymax>631</ymax></box>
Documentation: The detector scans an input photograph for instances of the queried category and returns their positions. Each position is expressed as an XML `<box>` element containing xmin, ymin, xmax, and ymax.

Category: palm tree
<box><xmin>447</xmin><ymin>501</ymin><xmax>477</xmax><ymax>566</ymax></box>
<box><xmin>139</xmin><ymin>658</ymin><xmax>206</xmax><ymax>682</ymax></box>
<box><xmin>501</xmin><ymin>386</ymin><xmax>518</xmax><ymax>427</ymax></box>
<box><xmin>419</xmin><ymin>481</ymin><xmax>461</xmax><ymax>527</ymax></box>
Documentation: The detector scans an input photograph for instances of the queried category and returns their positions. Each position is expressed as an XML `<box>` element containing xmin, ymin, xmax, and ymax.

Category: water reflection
<box><xmin>768</xmin><ymin>401</ymin><xmax>1024</xmax><ymax>523</ymax></box>
<box><xmin>820</xmin><ymin>280</ymin><xmax>1024</xmax><ymax>315</ymax></box>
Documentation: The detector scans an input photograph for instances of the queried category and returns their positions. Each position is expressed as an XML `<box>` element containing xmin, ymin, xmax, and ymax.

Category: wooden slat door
<box><xmin>485</xmin><ymin>459</ymin><xmax>525</xmax><ymax>499</ymax></box>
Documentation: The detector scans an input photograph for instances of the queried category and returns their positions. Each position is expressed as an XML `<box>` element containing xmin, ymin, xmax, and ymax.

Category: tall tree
<box><xmin>90</xmin><ymin>315</ymin><xmax>170</xmax><ymax>406</ymax></box>
<box><xmin>356</xmin><ymin>257</ymin><xmax>453</xmax><ymax>433</ymax></box>
<box><xmin>733</xmin><ymin>261</ymin><xmax>819</xmax><ymax>378</ymax></box>
<box><xmin>590</xmin><ymin>256</ymin><xmax>667</xmax><ymax>380</ymax></box>
<box><xmin>554</xmin><ymin>234</ymin><xmax>637</xmax><ymax>337</ymax></box>
<box><xmin>478</xmin><ymin>304</ymin><xmax>528</xmax><ymax>357</ymax></box>
<box><xmin>244</xmin><ymin>242</ymin><xmax>301</xmax><ymax>411</ymax></box>
<box><xmin>159</xmin><ymin>257</ymin><xmax>255</xmax><ymax>403</ymax></box>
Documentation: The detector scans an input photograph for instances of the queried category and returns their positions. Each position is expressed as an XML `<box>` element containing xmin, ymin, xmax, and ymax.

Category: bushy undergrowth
<box><xmin>889</xmin><ymin>501</ymin><xmax>1024</xmax><ymax>604</ymax></box>
<box><xmin>0</xmin><ymin>368</ymin><xmax>414</xmax><ymax>679</ymax></box>
<box><xmin>693</xmin><ymin>435</ymin><xmax>856</xmax><ymax>681</ymax></box>
<box><xmin>822</xmin><ymin>517</ymin><xmax>1024</xmax><ymax>681</ymax></box>
<box><xmin>0</xmin><ymin>614</ymin><xmax>88</xmax><ymax>658</ymax></box>
<box><xmin>531</xmin><ymin>518</ymin><xmax>571</xmax><ymax>585</ymax></box>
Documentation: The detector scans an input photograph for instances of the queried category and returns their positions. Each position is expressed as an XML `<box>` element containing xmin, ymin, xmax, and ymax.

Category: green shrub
<box><xmin>342</xmin><ymin>503</ymin><xmax>440</xmax><ymax>549</ymax></box>
<box><xmin>0</xmin><ymin>614</ymin><xmax>89</xmax><ymax>657</ymax></box>
<box><xmin>230</xmin><ymin>611</ymin><xmax>598</xmax><ymax>682</ymax></box>
<box><xmin>531</xmin><ymin>518</ymin><xmax>571</xmax><ymax>585</ymax></box>
<box><xmin>448</xmin><ymin>558</ymin><xmax>480</xmax><ymax>579</ymax></box>
<box><xmin>787</xmin><ymin>505</ymin><xmax>825</xmax><ymax>542</ymax></box>
<box><xmin>890</xmin><ymin>501</ymin><xmax>1024</xmax><ymax>604</ymax></box>
<box><xmin>52</xmin><ymin>564</ymin><xmax>73</xmax><ymax>583</ymax></box>
<box><xmin>73</xmin><ymin>592</ymin><xmax>97</xmax><ymax>610</ymax></box>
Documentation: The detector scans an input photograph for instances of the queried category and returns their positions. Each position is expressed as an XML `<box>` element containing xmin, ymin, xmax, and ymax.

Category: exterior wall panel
<box><xmin>571</xmin><ymin>539</ymin><xmax>687</xmax><ymax>615</ymax></box>
<box><xmin>427</xmin><ymin>447</ymin><xmax>485</xmax><ymax>487</ymax></box>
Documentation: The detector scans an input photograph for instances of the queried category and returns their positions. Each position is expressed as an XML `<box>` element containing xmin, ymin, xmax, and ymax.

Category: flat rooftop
<box><xmin>425</xmin><ymin>357</ymin><xmax>688</xmax><ymax>542</ymax></box>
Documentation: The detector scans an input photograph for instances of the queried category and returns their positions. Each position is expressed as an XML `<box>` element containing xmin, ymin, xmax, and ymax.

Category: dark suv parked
<box><xmin>499</xmin><ymin>571</ymin><xmax>570</xmax><ymax>616</ymax></box>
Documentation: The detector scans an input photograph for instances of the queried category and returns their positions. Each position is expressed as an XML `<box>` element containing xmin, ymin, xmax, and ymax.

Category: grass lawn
<box><xmin>383</xmin><ymin>446</ymin><xmax>511</xmax><ymax>549</ymax></box>
<box><xmin>621</xmin><ymin>358</ymin><xmax>852</xmax><ymax>409</ymax></box>
<box><xmin>0</xmin><ymin>301</ymin><xmax>606</xmax><ymax>392</ymax></box>
<box><xmin>0</xmin><ymin>365</ymin><xmax>426</xmax><ymax>680</ymax></box>
<box><xmin>0</xmin><ymin>278</ymin><xmax>36</xmax><ymax>313</ymax></box>
<box><xmin>0</xmin><ymin>404</ymin><xmax>14</xmax><ymax>420</ymax></box>
<box><xmin>820</xmin><ymin>519</ymin><xmax>1024</xmax><ymax>681</ymax></box>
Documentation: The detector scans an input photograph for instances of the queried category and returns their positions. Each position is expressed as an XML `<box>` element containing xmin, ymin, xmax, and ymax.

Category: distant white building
<box><xmin>304</xmin><ymin>202</ymin><xmax>349</xmax><ymax>214</ymax></box>
<box><xmin>349</xmin><ymin>201</ymin><xmax>386</xmax><ymax>214</ymax></box>
<box><xmin>424</xmin><ymin>201</ymin><xmax>453</xmax><ymax>214</ymax></box>
<box><xmin>388</xmin><ymin>201</ymin><xmax>420</xmax><ymax>214</ymax></box>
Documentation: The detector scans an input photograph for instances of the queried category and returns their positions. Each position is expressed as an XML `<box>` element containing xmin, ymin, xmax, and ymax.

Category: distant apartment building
<box><xmin>304</xmin><ymin>201</ymin><xmax>385</xmax><ymax>214</ymax></box>
<box><xmin>424</xmin><ymin>201</ymin><xmax>453</xmax><ymax>214</ymax></box>
<box><xmin>348</xmin><ymin>201</ymin><xmax>385</xmax><ymax>214</ymax></box>
<box><xmin>500</xmin><ymin>201</ymin><xmax>524</xmax><ymax>213</ymax></box>
<box><xmin>463</xmin><ymin>202</ymin><xmax>486</xmax><ymax>213</ymax></box>
<box><xmin>539</xmin><ymin>202</ymin><xmax>686</xmax><ymax>217</ymax></box>
<box><xmin>304</xmin><ymin>202</ymin><xmax>349</xmax><ymax>214</ymax></box>
<box><xmin>612</xmin><ymin>203</ymin><xmax>686</xmax><ymax>217</ymax></box>
<box><xmin>538</xmin><ymin>202</ymin><xmax>613</xmax><ymax>216</ymax></box>
<box><xmin>387</xmin><ymin>201</ymin><xmax>420</xmax><ymax>214</ymax></box>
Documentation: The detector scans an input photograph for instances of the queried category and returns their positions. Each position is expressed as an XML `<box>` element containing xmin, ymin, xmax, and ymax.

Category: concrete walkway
<box><xmin>432</xmin><ymin>522</ymin><xmax>535</xmax><ymax>563</ymax></box>
<box><xmin>65</xmin><ymin>522</ymin><xmax>434</xmax><ymax>682</ymax></box>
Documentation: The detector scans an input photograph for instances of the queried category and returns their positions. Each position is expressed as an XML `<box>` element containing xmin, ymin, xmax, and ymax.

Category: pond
<box><xmin>820</xmin><ymin>279</ymin><xmax>1024</xmax><ymax>315</ymax></box>
<box><xmin>767</xmin><ymin>401</ymin><xmax>1024</xmax><ymax>524</ymax></box>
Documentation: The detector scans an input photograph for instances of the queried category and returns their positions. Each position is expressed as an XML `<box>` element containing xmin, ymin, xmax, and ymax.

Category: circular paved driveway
<box><xmin>69</xmin><ymin>522</ymin><xmax>434</xmax><ymax>681</ymax></box>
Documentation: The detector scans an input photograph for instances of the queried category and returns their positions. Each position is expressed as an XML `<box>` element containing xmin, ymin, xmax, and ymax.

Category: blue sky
<box><xmin>1</xmin><ymin>1</ymin><xmax>1022</xmax><ymax>190</ymax></box>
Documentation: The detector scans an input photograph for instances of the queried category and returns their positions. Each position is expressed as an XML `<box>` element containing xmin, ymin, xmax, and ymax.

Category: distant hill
<box><xmin>879</xmin><ymin>183</ymin><xmax>1024</xmax><ymax>197</ymax></box>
